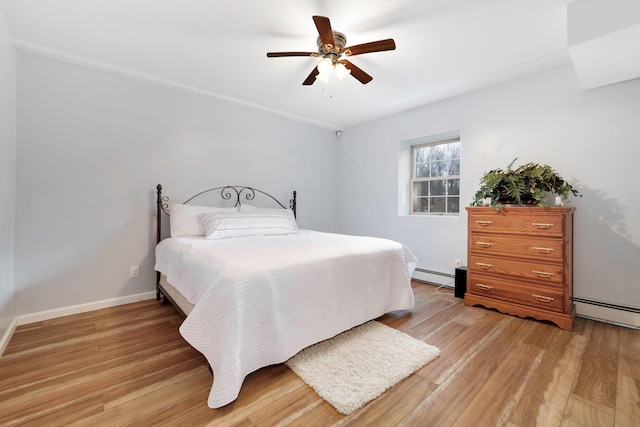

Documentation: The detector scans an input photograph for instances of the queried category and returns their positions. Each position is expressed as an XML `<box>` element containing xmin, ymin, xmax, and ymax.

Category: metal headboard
<box><xmin>155</xmin><ymin>184</ymin><xmax>297</xmax><ymax>246</ymax></box>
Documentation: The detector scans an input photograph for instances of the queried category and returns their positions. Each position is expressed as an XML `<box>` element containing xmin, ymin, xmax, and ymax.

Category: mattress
<box><xmin>154</xmin><ymin>229</ymin><xmax>417</xmax><ymax>408</ymax></box>
<box><xmin>158</xmin><ymin>275</ymin><xmax>193</xmax><ymax>316</ymax></box>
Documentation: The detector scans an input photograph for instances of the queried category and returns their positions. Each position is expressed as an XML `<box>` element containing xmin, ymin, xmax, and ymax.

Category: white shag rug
<box><xmin>285</xmin><ymin>321</ymin><xmax>440</xmax><ymax>415</ymax></box>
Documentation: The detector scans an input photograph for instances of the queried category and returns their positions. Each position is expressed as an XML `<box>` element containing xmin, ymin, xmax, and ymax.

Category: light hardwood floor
<box><xmin>1</xmin><ymin>282</ymin><xmax>638</xmax><ymax>426</ymax></box>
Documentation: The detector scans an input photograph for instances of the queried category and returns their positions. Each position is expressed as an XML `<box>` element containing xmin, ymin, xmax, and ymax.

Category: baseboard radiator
<box><xmin>413</xmin><ymin>268</ymin><xmax>454</xmax><ymax>288</ymax></box>
<box><xmin>573</xmin><ymin>298</ymin><xmax>640</xmax><ymax>330</ymax></box>
<box><xmin>412</xmin><ymin>268</ymin><xmax>639</xmax><ymax>329</ymax></box>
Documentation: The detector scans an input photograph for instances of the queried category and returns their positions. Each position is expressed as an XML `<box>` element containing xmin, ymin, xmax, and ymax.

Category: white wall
<box><xmin>15</xmin><ymin>52</ymin><xmax>338</xmax><ymax>316</ymax></box>
<box><xmin>11</xmin><ymin>46</ymin><xmax>640</xmax><ymax>318</ymax></box>
<box><xmin>0</xmin><ymin>1</ymin><xmax>16</xmax><ymax>340</ymax></box>
<box><xmin>339</xmin><ymin>62</ymin><xmax>640</xmax><ymax>309</ymax></box>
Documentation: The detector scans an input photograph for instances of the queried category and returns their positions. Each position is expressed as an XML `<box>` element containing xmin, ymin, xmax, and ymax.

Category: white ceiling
<box><xmin>1</xmin><ymin>0</ymin><xmax>577</xmax><ymax>130</ymax></box>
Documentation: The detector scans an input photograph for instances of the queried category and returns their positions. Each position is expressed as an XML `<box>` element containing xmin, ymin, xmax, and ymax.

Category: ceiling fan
<box><xmin>267</xmin><ymin>15</ymin><xmax>396</xmax><ymax>85</ymax></box>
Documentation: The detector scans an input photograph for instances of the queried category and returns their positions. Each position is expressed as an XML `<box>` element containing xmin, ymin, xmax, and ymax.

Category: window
<box><xmin>411</xmin><ymin>138</ymin><xmax>460</xmax><ymax>215</ymax></box>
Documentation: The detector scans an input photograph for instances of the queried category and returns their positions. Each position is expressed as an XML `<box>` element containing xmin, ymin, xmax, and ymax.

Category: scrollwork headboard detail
<box><xmin>155</xmin><ymin>184</ymin><xmax>297</xmax><ymax>245</ymax></box>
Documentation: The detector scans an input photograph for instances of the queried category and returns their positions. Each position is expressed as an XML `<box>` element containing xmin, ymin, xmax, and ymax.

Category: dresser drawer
<box><xmin>470</xmin><ymin>234</ymin><xmax>564</xmax><ymax>262</ymax></box>
<box><xmin>469</xmin><ymin>254</ymin><xmax>564</xmax><ymax>286</ymax></box>
<box><xmin>467</xmin><ymin>274</ymin><xmax>565</xmax><ymax>312</ymax></box>
<box><xmin>469</xmin><ymin>210</ymin><xmax>565</xmax><ymax>237</ymax></box>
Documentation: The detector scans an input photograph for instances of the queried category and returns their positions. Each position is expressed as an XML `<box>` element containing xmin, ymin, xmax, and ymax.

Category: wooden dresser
<box><xmin>464</xmin><ymin>206</ymin><xmax>575</xmax><ymax>330</ymax></box>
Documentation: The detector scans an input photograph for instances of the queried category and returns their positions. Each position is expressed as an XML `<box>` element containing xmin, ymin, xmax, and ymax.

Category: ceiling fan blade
<box><xmin>313</xmin><ymin>15</ymin><xmax>335</xmax><ymax>47</ymax></box>
<box><xmin>302</xmin><ymin>67</ymin><xmax>319</xmax><ymax>85</ymax></box>
<box><xmin>267</xmin><ymin>51</ymin><xmax>317</xmax><ymax>58</ymax></box>
<box><xmin>344</xmin><ymin>39</ymin><xmax>396</xmax><ymax>56</ymax></box>
<box><xmin>341</xmin><ymin>60</ymin><xmax>373</xmax><ymax>84</ymax></box>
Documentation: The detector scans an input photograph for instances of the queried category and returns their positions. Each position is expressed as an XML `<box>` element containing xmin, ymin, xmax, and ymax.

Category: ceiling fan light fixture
<box><xmin>315</xmin><ymin>57</ymin><xmax>351</xmax><ymax>84</ymax></box>
<box><xmin>334</xmin><ymin>62</ymin><xmax>351</xmax><ymax>81</ymax></box>
<box><xmin>316</xmin><ymin>73</ymin><xmax>330</xmax><ymax>84</ymax></box>
<box><xmin>317</xmin><ymin>57</ymin><xmax>333</xmax><ymax>75</ymax></box>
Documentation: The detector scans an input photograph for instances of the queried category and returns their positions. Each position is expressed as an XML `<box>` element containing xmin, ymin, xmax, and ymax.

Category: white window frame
<box><xmin>410</xmin><ymin>137</ymin><xmax>460</xmax><ymax>215</ymax></box>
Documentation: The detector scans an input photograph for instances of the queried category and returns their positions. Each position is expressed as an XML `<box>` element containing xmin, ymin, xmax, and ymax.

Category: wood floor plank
<box><xmin>571</xmin><ymin>321</ymin><xmax>620</xmax><ymax>408</ymax></box>
<box><xmin>5</xmin><ymin>395</ymin><xmax>104</xmax><ymax>427</ymax></box>
<box><xmin>398</xmin><ymin>316</ymin><xmax>533</xmax><ymax>426</ymax></box>
<box><xmin>0</xmin><ymin>346</ymin><xmax>199</xmax><ymax>420</ymax></box>
<box><xmin>617</xmin><ymin>325</ymin><xmax>640</xmax><ymax>378</ymax></box>
<box><xmin>1</xmin><ymin>283</ymin><xmax>636</xmax><ymax>426</ymax></box>
<box><xmin>407</xmin><ymin>298</ymin><xmax>470</xmax><ymax>336</ymax></box>
<box><xmin>3</xmin><ymin>317</ymin><xmax>181</xmax><ymax>362</ymax></box>
<box><xmin>4</xmin><ymin>323</ymin><xmax>97</xmax><ymax>356</ymax></box>
<box><xmin>507</xmin><ymin>323</ymin><xmax>588</xmax><ymax>427</ymax></box>
<box><xmin>560</xmin><ymin>394</ymin><xmax>615</xmax><ymax>427</ymax></box>
<box><xmin>380</xmin><ymin>287</ymin><xmax>459</xmax><ymax>332</ymax></box>
<box><xmin>284</xmin><ymin>397</ymin><xmax>346</xmax><ymax>426</ymax></box>
<box><xmin>615</xmin><ymin>327</ymin><xmax>640</xmax><ymax>426</ymax></box>
<box><xmin>615</xmin><ymin>373</ymin><xmax>640</xmax><ymax>427</ymax></box>
<box><xmin>452</xmin><ymin>340</ymin><xmax>545</xmax><ymax>426</ymax></box>
<box><xmin>137</xmin><ymin>389</ymin><xmax>213</xmax><ymax>427</ymax></box>
<box><xmin>417</xmin><ymin>309</ymin><xmax>506</xmax><ymax>385</ymax></box>
<box><xmin>160</xmin><ymin>365</ymin><xmax>309</xmax><ymax>427</ymax></box>
<box><xmin>71</xmin><ymin>365</ymin><xmax>213</xmax><ymax>427</ymax></box>
<box><xmin>248</xmin><ymin>382</ymin><xmax>321</xmax><ymax>427</ymax></box>
<box><xmin>341</xmin><ymin>373</ymin><xmax>438</xmax><ymax>427</ymax></box>
<box><xmin>102</xmin><ymin>358</ymin><xmax>207</xmax><ymax>408</ymax></box>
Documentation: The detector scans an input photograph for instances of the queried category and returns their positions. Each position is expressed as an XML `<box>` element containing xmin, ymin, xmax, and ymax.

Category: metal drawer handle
<box><xmin>533</xmin><ymin>270</ymin><xmax>554</xmax><ymax>278</ymax></box>
<box><xmin>476</xmin><ymin>241</ymin><xmax>493</xmax><ymax>248</ymax></box>
<box><xmin>532</xmin><ymin>294</ymin><xmax>554</xmax><ymax>303</ymax></box>
<box><xmin>476</xmin><ymin>284</ymin><xmax>493</xmax><ymax>291</ymax></box>
<box><xmin>476</xmin><ymin>262</ymin><xmax>493</xmax><ymax>269</ymax></box>
<box><xmin>532</xmin><ymin>247</ymin><xmax>554</xmax><ymax>254</ymax></box>
<box><xmin>532</xmin><ymin>222</ymin><xmax>554</xmax><ymax>230</ymax></box>
<box><xmin>475</xmin><ymin>220</ymin><xmax>493</xmax><ymax>226</ymax></box>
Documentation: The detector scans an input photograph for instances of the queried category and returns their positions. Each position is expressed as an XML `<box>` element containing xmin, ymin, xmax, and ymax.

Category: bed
<box><xmin>154</xmin><ymin>184</ymin><xmax>418</xmax><ymax>408</ymax></box>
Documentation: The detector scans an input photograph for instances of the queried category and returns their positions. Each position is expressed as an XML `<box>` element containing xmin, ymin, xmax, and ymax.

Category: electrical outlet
<box><xmin>455</xmin><ymin>259</ymin><xmax>462</xmax><ymax>268</ymax></box>
<box><xmin>130</xmin><ymin>265</ymin><xmax>140</xmax><ymax>279</ymax></box>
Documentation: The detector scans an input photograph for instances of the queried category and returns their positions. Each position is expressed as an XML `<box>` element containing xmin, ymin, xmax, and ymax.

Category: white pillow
<box><xmin>239</xmin><ymin>203</ymin><xmax>263</xmax><ymax>211</ymax></box>
<box><xmin>170</xmin><ymin>204</ymin><xmax>239</xmax><ymax>237</ymax></box>
<box><xmin>240</xmin><ymin>203</ymin><xmax>295</xmax><ymax>214</ymax></box>
<box><xmin>199</xmin><ymin>209</ymin><xmax>298</xmax><ymax>239</ymax></box>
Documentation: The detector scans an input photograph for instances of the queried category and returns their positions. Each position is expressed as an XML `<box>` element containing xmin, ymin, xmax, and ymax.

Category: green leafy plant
<box><xmin>471</xmin><ymin>158</ymin><xmax>580</xmax><ymax>208</ymax></box>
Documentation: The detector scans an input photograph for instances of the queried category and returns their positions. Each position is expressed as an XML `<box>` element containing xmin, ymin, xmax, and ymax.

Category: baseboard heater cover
<box><xmin>573</xmin><ymin>297</ymin><xmax>639</xmax><ymax>330</ymax></box>
<box><xmin>413</xmin><ymin>268</ymin><xmax>454</xmax><ymax>288</ymax></box>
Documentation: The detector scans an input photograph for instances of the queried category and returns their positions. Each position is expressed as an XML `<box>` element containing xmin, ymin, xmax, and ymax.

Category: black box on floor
<box><xmin>454</xmin><ymin>267</ymin><xmax>467</xmax><ymax>299</ymax></box>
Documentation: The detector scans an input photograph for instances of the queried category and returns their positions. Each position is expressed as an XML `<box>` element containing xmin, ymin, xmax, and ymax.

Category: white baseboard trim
<box><xmin>1</xmin><ymin>291</ymin><xmax>156</xmax><ymax>357</ymax></box>
<box><xmin>16</xmin><ymin>291</ymin><xmax>156</xmax><ymax>326</ymax></box>
<box><xmin>574</xmin><ymin>300</ymin><xmax>640</xmax><ymax>330</ymax></box>
<box><xmin>0</xmin><ymin>318</ymin><xmax>18</xmax><ymax>357</ymax></box>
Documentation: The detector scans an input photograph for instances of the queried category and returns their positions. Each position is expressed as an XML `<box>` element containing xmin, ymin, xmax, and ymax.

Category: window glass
<box><xmin>411</xmin><ymin>138</ymin><xmax>460</xmax><ymax>215</ymax></box>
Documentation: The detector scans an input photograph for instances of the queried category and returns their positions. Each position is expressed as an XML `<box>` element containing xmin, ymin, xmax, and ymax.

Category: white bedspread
<box><xmin>154</xmin><ymin>230</ymin><xmax>417</xmax><ymax>408</ymax></box>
